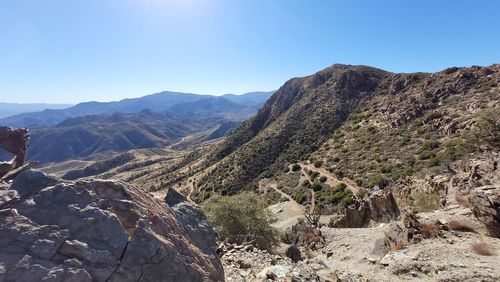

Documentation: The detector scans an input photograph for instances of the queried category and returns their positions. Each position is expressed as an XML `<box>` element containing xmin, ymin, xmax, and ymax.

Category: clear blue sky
<box><xmin>1</xmin><ymin>0</ymin><xmax>499</xmax><ymax>103</ymax></box>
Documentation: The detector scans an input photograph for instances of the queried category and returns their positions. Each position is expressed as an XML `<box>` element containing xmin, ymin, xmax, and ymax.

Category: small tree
<box><xmin>202</xmin><ymin>192</ymin><xmax>279</xmax><ymax>248</ymax></box>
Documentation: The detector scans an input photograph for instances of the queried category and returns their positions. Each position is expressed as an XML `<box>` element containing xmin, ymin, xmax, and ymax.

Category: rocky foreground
<box><xmin>0</xmin><ymin>168</ymin><xmax>224</xmax><ymax>281</ymax></box>
<box><xmin>219</xmin><ymin>155</ymin><xmax>500</xmax><ymax>281</ymax></box>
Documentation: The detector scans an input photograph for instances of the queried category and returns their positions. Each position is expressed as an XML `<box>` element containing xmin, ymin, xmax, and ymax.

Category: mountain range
<box><xmin>0</xmin><ymin>91</ymin><xmax>273</xmax><ymax>128</ymax></box>
<box><xmin>0</xmin><ymin>102</ymin><xmax>73</xmax><ymax>118</ymax></box>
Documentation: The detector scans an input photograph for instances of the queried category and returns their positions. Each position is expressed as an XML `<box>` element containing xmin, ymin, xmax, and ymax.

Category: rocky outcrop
<box><xmin>329</xmin><ymin>188</ymin><xmax>400</xmax><ymax>228</ymax></box>
<box><xmin>164</xmin><ymin>188</ymin><xmax>219</xmax><ymax>257</ymax></box>
<box><xmin>471</xmin><ymin>186</ymin><xmax>500</xmax><ymax>238</ymax></box>
<box><xmin>0</xmin><ymin>170</ymin><xmax>224</xmax><ymax>281</ymax></box>
<box><xmin>0</xmin><ymin>126</ymin><xmax>29</xmax><ymax>177</ymax></box>
<box><xmin>371</xmin><ymin>212</ymin><xmax>429</xmax><ymax>256</ymax></box>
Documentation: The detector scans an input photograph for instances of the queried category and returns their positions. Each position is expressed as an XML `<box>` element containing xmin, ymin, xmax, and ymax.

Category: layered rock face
<box><xmin>0</xmin><ymin>170</ymin><xmax>224</xmax><ymax>281</ymax></box>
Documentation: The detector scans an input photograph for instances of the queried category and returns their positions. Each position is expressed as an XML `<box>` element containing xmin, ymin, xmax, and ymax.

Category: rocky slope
<box><xmin>184</xmin><ymin>64</ymin><xmax>498</xmax><ymax>203</ymax></box>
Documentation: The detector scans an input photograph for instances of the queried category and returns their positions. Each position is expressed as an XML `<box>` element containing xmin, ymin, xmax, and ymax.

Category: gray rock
<box><xmin>0</xmin><ymin>170</ymin><xmax>224</xmax><ymax>281</ymax></box>
<box><xmin>164</xmin><ymin>189</ymin><xmax>219</xmax><ymax>258</ymax></box>
<box><xmin>11</xmin><ymin>169</ymin><xmax>58</xmax><ymax>198</ymax></box>
<box><xmin>329</xmin><ymin>188</ymin><xmax>399</xmax><ymax>228</ymax></box>
<box><xmin>471</xmin><ymin>186</ymin><xmax>500</xmax><ymax>238</ymax></box>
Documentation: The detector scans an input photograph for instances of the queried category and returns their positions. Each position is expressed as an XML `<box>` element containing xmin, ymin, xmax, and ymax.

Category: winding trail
<box><xmin>299</xmin><ymin>161</ymin><xmax>360</xmax><ymax>195</ymax></box>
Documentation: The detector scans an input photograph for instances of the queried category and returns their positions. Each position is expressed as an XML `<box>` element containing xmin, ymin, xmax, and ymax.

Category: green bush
<box><xmin>419</xmin><ymin>150</ymin><xmax>435</xmax><ymax>160</ymax></box>
<box><xmin>313</xmin><ymin>160</ymin><xmax>323</xmax><ymax>168</ymax></box>
<box><xmin>421</xmin><ymin>140</ymin><xmax>440</xmax><ymax>150</ymax></box>
<box><xmin>203</xmin><ymin>192</ymin><xmax>279</xmax><ymax>248</ymax></box>
<box><xmin>367</xmin><ymin>174</ymin><xmax>389</xmax><ymax>188</ymax></box>
<box><xmin>310</xmin><ymin>171</ymin><xmax>320</xmax><ymax>179</ymax></box>
<box><xmin>319</xmin><ymin>175</ymin><xmax>327</xmax><ymax>183</ymax></box>
<box><xmin>311</xmin><ymin>180</ymin><xmax>323</xmax><ymax>192</ymax></box>
<box><xmin>291</xmin><ymin>163</ymin><xmax>301</xmax><ymax>171</ymax></box>
<box><xmin>292</xmin><ymin>191</ymin><xmax>308</xmax><ymax>204</ymax></box>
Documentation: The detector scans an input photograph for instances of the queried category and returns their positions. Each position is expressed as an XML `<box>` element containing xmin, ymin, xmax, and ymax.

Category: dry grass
<box><xmin>393</xmin><ymin>241</ymin><xmax>406</xmax><ymax>251</ymax></box>
<box><xmin>447</xmin><ymin>220</ymin><xmax>476</xmax><ymax>233</ymax></box>
<box><xmin>419</xmin><ymin>223</ymin><xmax>440</xmax><ymax>238</ymax></box>
<box><xmin>470</xmin><ymin>242</ymin><xmax>495</xmax><ymax>256</ymax></box>
<box><xmin>455</xmin><ymin>195</ymin><xmax>471</xmax><ymax>208</ymax></box>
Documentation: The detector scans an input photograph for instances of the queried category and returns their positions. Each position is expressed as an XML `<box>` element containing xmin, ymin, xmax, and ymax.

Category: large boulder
<box><xmin>0</xmin><ymin>170</ymin><xmax>224</xmax><ymax>281</ymax></box>
<box><xmin>329</xmin><ymin>188</ymin><xmax>399</xmax><ymax>228</ymax></box>
<box><xmin>471</xmin><ymin>185</ymin><xmax>500</xmax><ymax>238</ymax></box>
<box><xmin>328</xmin><ymin>200</ymin><xmax>369</xmax><ymax>228</ymax></box>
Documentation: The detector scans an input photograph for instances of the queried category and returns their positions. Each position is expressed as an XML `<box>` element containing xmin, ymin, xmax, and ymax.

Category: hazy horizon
<box><xmin>0</xmin><ymin>89</ymin><xmax>275</xmax><ymax>105</ymax></box>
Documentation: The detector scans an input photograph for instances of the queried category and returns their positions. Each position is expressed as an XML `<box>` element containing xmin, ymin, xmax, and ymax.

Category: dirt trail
<box><xmin>299</xmin><ymin>162</ymin><xmax>360</xmax><ymax>195</ymax></box>
<box><xmin>260</xmin><ymin>179</ymin><xmax>296</xmax><ymax>203</ymax></box>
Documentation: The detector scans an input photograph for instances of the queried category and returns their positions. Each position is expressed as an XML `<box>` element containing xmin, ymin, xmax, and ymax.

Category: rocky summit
<box><xmin>0</xmin><ymin>169</ymin><xmax>224</xmax><ymax>281</ymax></box>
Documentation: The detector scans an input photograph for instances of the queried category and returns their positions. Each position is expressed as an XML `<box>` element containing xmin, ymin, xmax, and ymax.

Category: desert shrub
<box><xmin>313</xmin><ymin>160</ymin><xmax>323</xmax><ymax>168</ymax></box>
<box><xmin>437</xmin><ymin>137</ymin><xmax>476</xmax><ymax>163</ymax></box>
<box><xmin>203</xmin><ymin>192</ymin><xmax>279</xmax><ymax>248</ymax></box>
<box><xmin>331</xmin><ymin>156</ymin><xmax>340</xmax><ymax>162</ymax></box>
<box><xmin>333</xmin><ymin>168</ymin><xmax>345</xmax><ymax>178</ymax></box>
<box><xmin>311</xmin><ymin>180</ymin><xmax>323</xmax><ymax>192</ymax></box>
<box><xmin>419</xmin><ymin>150</ymin><xmax>435</xmax><ymax>160</ymax></box>
<box><xmin>366</xmin><ymin>125</ymin><xmax>376</xmax><ymax>134</ymax></box>
<box><xmin>470</xmin><ymin>242</ymin><xmax>495</xmax><ymax>256</ymax></box>
<box><xmin>366</xmin><ymin>174</ymin><xmax>389</xmax><ymax>188</ymax></box>
<box><xmin>293</xmin><ymin>191</ymin><xmax>308</xmax><ymax>204</ymax></box>
<box><xmin>474</xmin><ymin>109</ymin><xmax>500</xmax><ymax>148</ymax></box>
<box><xmin>421</xmin><ymin>140</ymin><xmax>440</xmax><ymax>150</ymax></box>
<box><xmin>291</xmin><ymin>163</ymin><xmax>301</xmax><ymax>171</ymax></box>
<box><xmin>378</xmin><ymin>163</ymin><xmax>393</xmax><ymax>173</ymax></box>
<box><xmin>355</xmin><ymin>187</ymin><xmax>369</xmax><ymax>198</ymax></box>
<box><xmin>419</xmin><ymin>223</ymin><xmax>440</xmax><ymax>238</ymax></box>
<box><xmin>315</xmin><ymin>182</ymin><xmax>352</xmax><ymax>209</ymax></box>
<box><xmin>309</xmin><ymin>171</ymin><xmax>320</xmax><ymax>179</ymax></box>
<box><xmin>319</xmin><ymin>175</ymin><xmax>327</xmax><ymax>183</ymax></box>
<box><xmin>428</xmin><ymin>157</ymin><xmax>440</xmax><ymax>167</ymax></box>
<box><xmin>300</xmin><ymin>179</ymin><xmax>312</xmax><ymax>187</ymax></box>
<box><xmin>447</xmin><ymin>221</ymin><xmax>476</xmax><ymax>233</ymax></box>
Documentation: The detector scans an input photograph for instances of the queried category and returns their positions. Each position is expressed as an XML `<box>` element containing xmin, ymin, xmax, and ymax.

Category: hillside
<box><xmin>27</xmin><ymin>111</ymin><xmax>200</xmax><ymax>163</ymax></box>
<box><xmin>185</xmin><ymin>64</ymin><xmax>499</xmax><ymax>203</ymax></box>
<box><xmin>0</xmin><ymin>91</ymin><xmax>273</xmax><ymax>128</ymax></box>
